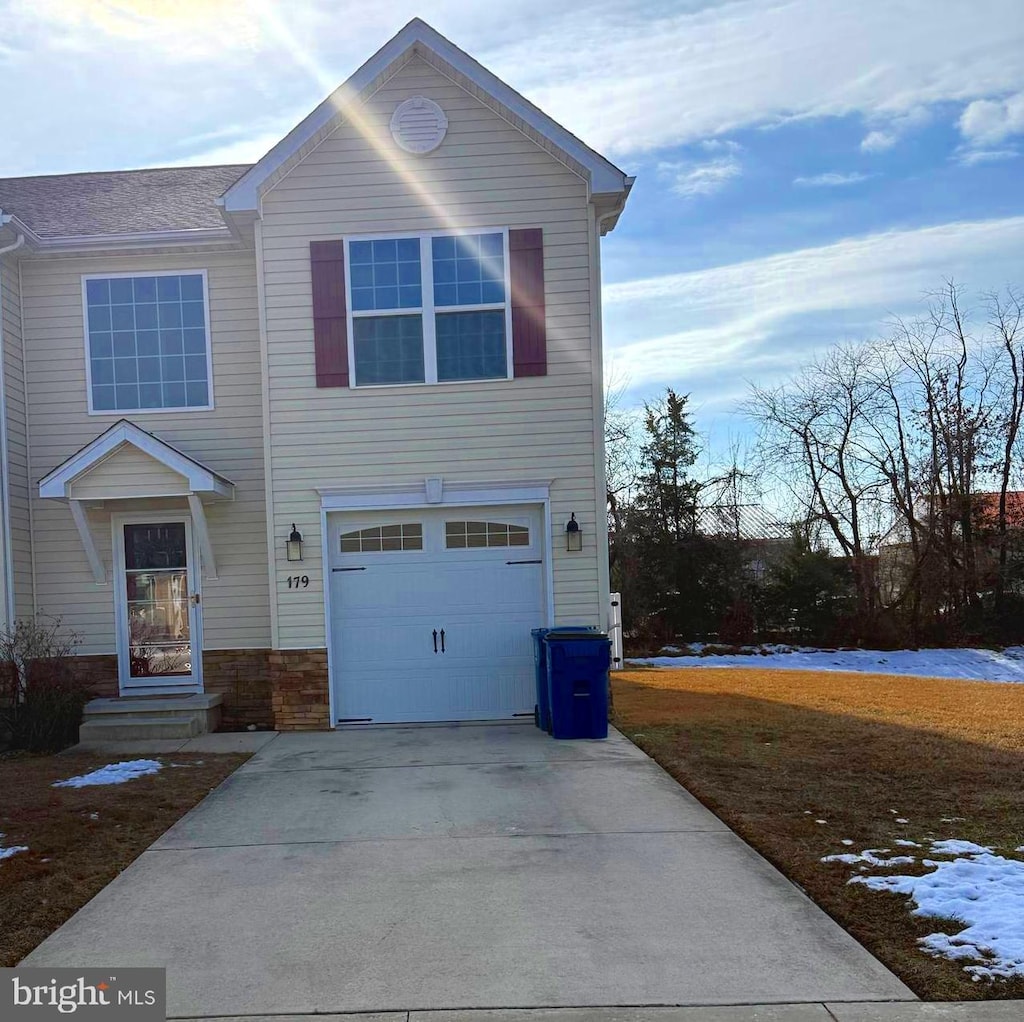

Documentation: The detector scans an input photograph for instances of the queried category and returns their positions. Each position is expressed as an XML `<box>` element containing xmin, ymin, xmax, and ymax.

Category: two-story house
<box><xmin>0</xmin><ymin>19</ymin><xmax>632</xmax><ymax>734</ymax></box>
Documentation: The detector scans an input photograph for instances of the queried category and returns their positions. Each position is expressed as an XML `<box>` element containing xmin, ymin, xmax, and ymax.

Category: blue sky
<box><xmin>2</xmin><ymin>0</ymin><xmax>1024</xmax><ymax>455</ymax></box>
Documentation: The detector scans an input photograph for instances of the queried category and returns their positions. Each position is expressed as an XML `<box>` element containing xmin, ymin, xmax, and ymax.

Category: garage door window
<box><xmin>445</xmin><ymin>520</ymin><xmax>529</xmax><ymax>549</ymax></box>
<box><xmin>340</xmin><ymin>523</ymin><xmax>423</xmax><ymax>552</ymax></box>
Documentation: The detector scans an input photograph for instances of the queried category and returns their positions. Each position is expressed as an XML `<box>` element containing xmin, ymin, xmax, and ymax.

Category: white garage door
<box><xmin>328</xmin><ymin>505</ymin><xmax>547</xmax><ymax>724</ymax></box>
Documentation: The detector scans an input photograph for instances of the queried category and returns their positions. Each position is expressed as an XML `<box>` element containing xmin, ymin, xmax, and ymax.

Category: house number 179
<box><xmin>286</xmin><ymin>575</ymin><xmax>310</xmax><ymax>589</ymax></box>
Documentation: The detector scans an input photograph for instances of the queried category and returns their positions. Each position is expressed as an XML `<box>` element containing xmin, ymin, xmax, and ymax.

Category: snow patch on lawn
<box><xmin>53</xmin><ymin>760</ymin><xmax>162</xmax><ymax>788</ymax></box>
<box><xmin>628</xmin><ymin>645</ymin><xmax>1024</xmax><ymax>683</ymax></box>
<box><xmin>0</xmin><ymin>834</ymin><xmax>28</xmax><ymax>861</ymax></box>
<box><xmin>929</xmin><ymin>839</ymin><xmax>993</xmax><ymax>856</ymax></box>
<box><xmin>847</xmin><ymin>840</ymin><xmax>1024</xmax><ymax>979</ymax></box>
<box><xmin>822</xmin><ymin>848</ymin><xmax>916</xmax><ymax>867</ymax></box>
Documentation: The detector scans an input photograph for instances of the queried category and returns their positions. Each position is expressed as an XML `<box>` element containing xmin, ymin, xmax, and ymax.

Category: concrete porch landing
<box><xmin>78</xmin><ymin>692</ymin><xmax>223</xmax><ymax>742</ymax></box>
<box><xmin>26</xmin><ymin>724</ymin><xmax>914</xmax><ymax>1017</ymax></box>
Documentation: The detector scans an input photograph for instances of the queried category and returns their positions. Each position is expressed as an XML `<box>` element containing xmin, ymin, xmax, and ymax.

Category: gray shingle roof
<box><xmin>0</xmin><ymin>165</ymin><xmax>251</xmax><ymax>238</ymax></box>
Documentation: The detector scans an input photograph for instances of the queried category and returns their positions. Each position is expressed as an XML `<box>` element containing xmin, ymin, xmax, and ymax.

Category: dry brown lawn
<box><xmin>613</xmin><ymin>666</ymin><xmax>1024</xmax><ymax>1002</ymax></box>
<box><xmin>0</xmin><ymin>750</ymin><xmax>247</xmax><ymax>967</ymax></box>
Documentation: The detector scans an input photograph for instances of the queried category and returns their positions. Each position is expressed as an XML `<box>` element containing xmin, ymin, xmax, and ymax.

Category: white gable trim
<box><xmin>220</xmin><ymin>18</ymin><xmax>629</xmax><ymax>214</ymax></box>
<box><xmin>38</xmin><ymin>420</ymin><xmax>234</xmax><ymax>500</ymax></box>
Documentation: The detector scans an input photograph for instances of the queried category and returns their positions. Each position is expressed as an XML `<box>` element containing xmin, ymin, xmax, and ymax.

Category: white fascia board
<box><xmin>221</xmin><ymin>18</ymin><xmax>629</xmax><ymax>213</ymax></box>
<box><xmin>318</xmin><ymin>478</ymin><xmax>552</xmax><ymax>511</ymax></box>
<box><xmin>33</xmin><ymin>227</ymin><xmax>236</xmax><ymax>253</ymax></box>
<box><xmin>39</xmin><ymin>420</ymin><xmax>234</xmax><ymax>500</ymax></box>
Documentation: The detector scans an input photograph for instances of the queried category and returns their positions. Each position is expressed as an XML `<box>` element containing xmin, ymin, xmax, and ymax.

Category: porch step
<box><xmin>80</xmin><ymin>693</ymin><xmax>222</xmax><ymax>743</ymax></box>
<box><xmin>79</xmin><ymin>715</ymin><xmax>200</xmax><ymax>741</ymax></box>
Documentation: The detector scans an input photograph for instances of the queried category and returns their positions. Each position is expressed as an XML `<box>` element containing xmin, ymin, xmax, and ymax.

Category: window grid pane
<box><xmin>445</xmin><ymin>521</ymin><xmax>529</xmax><ymax>549</ymax></box>
<box><xmin>349</xmin><ymin>238</ymin><xmax>422</xmax><ymax>312</ymax></box>
<box><xmin>340</xmin><ymin>523</ymin><xmax>423</xmax><ymax>553</ymax></box>
<box><xmin>436</xmin><ymin>310</ymin><xmax>507</xmax><ymax>381</ymax></box>
<box><xmin>353</xmin><ymin>315</ymin><xmax>425</xmax><ymax>385</ymax></box>
<box><xmin>432</xmin><ymin>233</ymin><xmax>505</xmax><ymax>308</ymax></box>
<box><xmin>86</xmin><ymin>274</ymin><xmax>209</xmax><ymax>412</ymax></box>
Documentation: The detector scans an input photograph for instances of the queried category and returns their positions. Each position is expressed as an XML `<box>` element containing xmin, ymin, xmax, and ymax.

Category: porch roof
<box><xmin>38</xmin><ymin>419</ymin><xmax>234</xmax><ymax>501</ymax></box>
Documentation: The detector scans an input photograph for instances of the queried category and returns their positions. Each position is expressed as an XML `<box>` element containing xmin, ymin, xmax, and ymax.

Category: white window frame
<box><xmin>81</xmin><ymin>269</ymin><xmax>215</xmax><ymax>415</ymax></box>
<box><xmin>344</xmin><ymin>228</ymin><xmax>514</xmax><ymax>388</ymax></box>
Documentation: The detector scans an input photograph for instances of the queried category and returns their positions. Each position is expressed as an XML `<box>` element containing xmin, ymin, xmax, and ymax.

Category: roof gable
<box><xmin>39</xmin><ymin>420</ymin><xmax>234</xmax><ymax>500</ymax></box>
<box><xmin>221</xmin><ymin>18</ymin><xmax>630</xmax><ymax>215</ymax></box>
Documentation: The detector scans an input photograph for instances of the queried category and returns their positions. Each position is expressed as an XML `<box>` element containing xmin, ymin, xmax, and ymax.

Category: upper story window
<box><xmin>347</xmin><ymin>231</ymin><xmax>510</xmax><ymax>387</ymax></box>
<box><xmin>83</xmin><ymin>272</ymin><xmax>213</xmax><ymax>413</ymax></box>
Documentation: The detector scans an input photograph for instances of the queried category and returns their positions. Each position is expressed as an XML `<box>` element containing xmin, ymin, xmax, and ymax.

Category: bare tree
<box><xmin>604</xmin><ymin>373</ymin><xmax>642</xmax><ymax>538</ymax></box>
<box><xmin>987</xmin><ymin>287</ymin><xmax>1024</xmax><ymax>615</ymax></box>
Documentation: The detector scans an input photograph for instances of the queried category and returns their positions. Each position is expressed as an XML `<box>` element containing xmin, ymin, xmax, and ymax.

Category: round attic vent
<box><xmin>390</xmin><ymin>96</ymin><xmax>448</xmax><ymax>154</ymax></box>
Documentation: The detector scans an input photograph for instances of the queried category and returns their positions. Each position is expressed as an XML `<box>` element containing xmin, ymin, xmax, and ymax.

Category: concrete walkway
<box><xmin>26</xmin><ymin>724</ymin><xmax>916</xmax><ymax>1016</ymax></box>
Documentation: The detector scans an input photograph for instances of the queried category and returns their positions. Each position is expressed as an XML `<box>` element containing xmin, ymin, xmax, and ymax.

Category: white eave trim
<box><xmin>318</xmin><ymin>478</ymin><xmax>552</xmax><ymax>511</ymax></box>
<box><xmin>221</xmin><ymin>18</ymin><xmax>629</xmax><ymax>213</ymax></box>
<box><xmin>30</xmin><ymin>226</ymin><xmax>236</xmax><ymax>253</ymax></box>
<box><xmin>38</xmin><ymin>419</ymin><xmax>234</xmax><ymax>500</ymax></box>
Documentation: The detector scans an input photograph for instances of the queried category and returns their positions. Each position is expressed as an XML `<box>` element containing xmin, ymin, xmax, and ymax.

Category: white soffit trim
<box><xmin>220</xmin><ymin>18</ymin><xmax>629</xmax><ymax>213</ymax></box>
<box><xmin>38</xmin><ymin>419</ymin><xmax>234</xmax><ymax>500</ymax></box>
<box><xmin>318</xmin><ymin>479</ymin><xmax>552</xmax><ymax>511</ymax></box>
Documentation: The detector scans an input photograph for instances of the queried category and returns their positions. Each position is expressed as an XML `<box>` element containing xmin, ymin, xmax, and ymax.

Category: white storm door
<box><xmin>114</xmin><ymin>517</ymin><xmax>202</xmax><ymax>693</ymax></box>
<box><xmin>329</xmin><ymin>506</ymin><xmax>546</xmax><ymax>724</ymax></box>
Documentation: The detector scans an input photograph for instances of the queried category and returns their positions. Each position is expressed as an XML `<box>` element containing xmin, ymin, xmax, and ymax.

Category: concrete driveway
<box><xmin>25</xmin><ymin>724</ymin><xmax>913</xmax><ymax>1016</ymax></box>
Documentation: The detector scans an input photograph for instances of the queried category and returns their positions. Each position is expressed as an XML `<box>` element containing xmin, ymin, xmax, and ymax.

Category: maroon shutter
<box><xmin>310</xmin><ymin>240</ymin><xmax>349</xmax><ymax>387</ymax></box>
<box><xmin>509</xmin><ymin>228</ymin><xmax>547</xmax><ymax>377</ymax></box>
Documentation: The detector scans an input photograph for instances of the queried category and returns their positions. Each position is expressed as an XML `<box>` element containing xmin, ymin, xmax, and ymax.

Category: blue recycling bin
<box><xmin>532</xmin><ymin>626</ymin><xmax>598</xmax><ymax>732</ymax></box>
<box><xmin>543</xmin><ymin>630</ymin><xmax>611</xmax><ymax>740</ymax></box>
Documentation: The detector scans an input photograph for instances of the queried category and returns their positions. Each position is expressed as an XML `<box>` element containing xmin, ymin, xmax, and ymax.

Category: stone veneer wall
<box><xmin>66</xmin><ymin>655</ymin><xmax>119</xmax><ymax>698</ymax></box>
<box><xmin>202</xmin><ymin>649</ymin><xmax>274</xmax><ymax>730</ymax></box>
<box><xmin>61</xmin><ymin>648</ymin><xmax>330</xmax><ymax>732</ymax></box>
<box><xmin>269</xmin><ymin>649</ymin><xmax>330</xmax><ymax>730</ymax></box>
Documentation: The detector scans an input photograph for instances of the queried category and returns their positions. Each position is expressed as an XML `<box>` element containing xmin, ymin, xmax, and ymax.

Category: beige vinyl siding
<box><xmin>21</xmin><ymin>249</ymin><xmax>270</xmax><ymax>654</ymax></box>
<box><xmin>260</xmin><ymin>55</ymin><xmax>604</xmax><ymax>648</ymax></box>
<box><xmin>68</xmin><ymin>446</ymin><xmax>191</xmax><ymax>500</ymax></box>
<box><xmin>1</xmin><ymin>256</ymin><xmax>33</xmax><ymax>622</ymax></box>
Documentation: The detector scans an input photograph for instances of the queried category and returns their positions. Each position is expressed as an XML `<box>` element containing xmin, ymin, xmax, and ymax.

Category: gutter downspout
<box><xmin>589</xmin><ymin>203</ymin><xmax>625</xmax><ymax>634</ymax></box>
<box><xmin>0</xmin><ymin>218</ymin><xmax>26</xmax><ymax>629</ymax></box>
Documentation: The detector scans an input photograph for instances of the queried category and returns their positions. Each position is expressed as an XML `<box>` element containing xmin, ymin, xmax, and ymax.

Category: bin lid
<box><xmin>544</xmin><ymin>630</ymin><xmax>609</xmax><ymax>641</ymax></box>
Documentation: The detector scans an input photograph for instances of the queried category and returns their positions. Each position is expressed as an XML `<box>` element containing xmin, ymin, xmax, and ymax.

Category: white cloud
<box><xmin>794</xmin><ymin>171</ymin><xmax>871</xmax><ymax>187</ymax></box>
<box><xmin>602</xmin><ymin>216</ymin><xmax>1024</xmax><ymax>394</ymax></box>
<box><xmin>956</xmin><ymin>147</ymin><xmax>1019</xmax><ymax>166</ymax></box>
<box><xmin>497</xmin><ymin>0</ymin><xmax>1024</xmax><ymax>156</ymax></box>
<box><xmin>161</xmin><ymin>130</ymin><xmax>287</xmax><ymax>168</ymax></box>
<box><xmin>699</xmin><ymin>139</ymin><xmax>742</xmax><ymax>154</ymax></box>
<box><xmin>959</xmin><ymin>93</ymin><xmax>1024</xmax><ymax>145</ymax></box>
<box><xmin>3</xmin><ymin>0</ymin><xmax>1024</xmax><ymax>174</ymax></box>
<box><xmin>658</xmin><ymin>156</ymin><xmax>742</xmax><ymax>198</ymax></box>
<box><xmin>861</xmin><ymin>130</ymin><xmax>897</xmax><ymax>153</ymax></box>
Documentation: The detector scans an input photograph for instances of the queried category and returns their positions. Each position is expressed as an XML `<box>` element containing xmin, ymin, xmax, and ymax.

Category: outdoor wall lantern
<box><xmin>565</xmin><ymin>513</ymin><xmax>582</xmax><ymax>552</ymax></box>
<box><xmin>286</xmin><ymin>524</ymin><xmax>304</xmax><ymax>562</ymax></box>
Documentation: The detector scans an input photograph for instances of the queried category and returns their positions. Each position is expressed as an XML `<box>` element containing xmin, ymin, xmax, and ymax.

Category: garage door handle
<box><xmin>440</xmin><ymin>628</ymin><xmax>446</xmax><ymax>653</ymax></box>
<box><xmin>432</xmin><ymin>629</ymin><xmax>438</xmax><ymax>654</ymax></box>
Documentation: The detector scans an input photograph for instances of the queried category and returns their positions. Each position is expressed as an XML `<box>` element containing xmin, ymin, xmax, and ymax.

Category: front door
<box><xmin>114</xmin><ymin>518</ymin><xmax>202</xmax><ymax>693</ymax></box>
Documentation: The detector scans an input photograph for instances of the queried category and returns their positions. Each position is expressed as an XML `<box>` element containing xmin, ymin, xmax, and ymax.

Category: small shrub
<box><xmin>0</xmin><ymin>618</ymin><xmax>87</xmax><ymax>753</ymax></box>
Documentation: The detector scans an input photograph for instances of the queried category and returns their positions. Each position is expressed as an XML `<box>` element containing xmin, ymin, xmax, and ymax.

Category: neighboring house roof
<box><xmin>973</xmin><ymin>491</ymin><xmax>1024</xmax><ymax>529</ymax></box>
<box><xmin>0</xmin><ymin>165</ymin><xmax>249</xmax><ymax>239</ymax></box>
<box><xmin>696</xmin><ymin>504</ymin><xmax>792</xmax><ymax>542</ymax></box>
<box><xmin>222</xmin><ymin>18</ymin><xmax>632</xmax><ymax>223</ymax></box>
